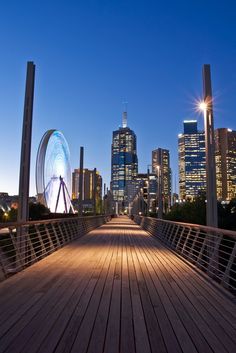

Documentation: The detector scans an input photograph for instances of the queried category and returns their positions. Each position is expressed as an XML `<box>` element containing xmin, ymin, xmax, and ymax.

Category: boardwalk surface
<box><xmin>0</xmin><ymin>216</ymin><xmax>236</xmax><ymax>353</ymax></box>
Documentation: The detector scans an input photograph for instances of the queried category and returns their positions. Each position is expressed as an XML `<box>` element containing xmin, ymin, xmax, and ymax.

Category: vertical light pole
<box><xmin>158</xmin><ymin>166</ymin><xmax>163</xmax><ymax>219</ymax></box>
<box><xmin>78</xmin><ymin>146</ymin><xmax>84</xmax><ymax>216</ymax></box>
<box><xmin>156</xmin><ymin>165</ymin><xmax>163</xmax><ymax>219</ymax></box>
<box><xmin>18</xmin><ymin>61</ymin><xmax>35</xmax><ymax>224</ymax></box>
<box><xmin>93</xmin><ymin>168</ymin><xmax>97</xmax><ymax>215</ymax></box>
<box><xmin>199</xmin><ymin>64</ymin><xmax>218</xmax><ymax>228</ymax></box>
<box><xmin>17</xmin><ymin>61</ymin><xmax>35</xmax><ymax>266</ymax></box>
<box><xmin>103</xmin><ymin>183</ymin><xmax>106</xmax><ymax>215</ymax></box>
<box><xmin>147</xmin><ymin>164</ymin><xmax>153</xmax><ymax>217</ymax></box>
<box><xmin>139</xmin><ymin>188</ymin><xmax>144</xmax><ymax>215</ymax></box>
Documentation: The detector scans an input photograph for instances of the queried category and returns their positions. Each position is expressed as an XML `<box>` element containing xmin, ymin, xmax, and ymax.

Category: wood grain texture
<box><xmin>0</xmin><ymin>216</ymin><xmax>235</xmax><ymax>353</ymax></box>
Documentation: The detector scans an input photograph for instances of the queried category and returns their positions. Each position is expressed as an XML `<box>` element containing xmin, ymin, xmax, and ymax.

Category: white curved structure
<box><xmin>36</xmin><ymin>130</ymin><xmax>74</xmax><ymax>213</ymax></box>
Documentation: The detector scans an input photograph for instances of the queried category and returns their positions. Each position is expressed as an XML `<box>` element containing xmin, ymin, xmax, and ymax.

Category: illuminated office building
<box><xmin>215</xmin><ymin>128</ymin><xmax>236</xmax><ymax>201</ymax></box>
<box><xmin>178</xmin><ymin>120</ymin><xmax>206</xmax><ymax>200</ymax></box>
<box><xmin>72</xmin><ymin>168</ymin><xmax>102</xmax><ymax>212</ymax></box>
<box><xmin>111</xmin><ymin>111</ymin><xmax>138</xmax><ymax>208</ymax></box>
<box><xmin>136</xmin><ymin>173</ymin><xmax>157</xmax><ymax>213</ymax></box>
<box><xmin>152</xmin><ymin>148</ymin><xmax>171</xmax><ymax>212</ymax></box>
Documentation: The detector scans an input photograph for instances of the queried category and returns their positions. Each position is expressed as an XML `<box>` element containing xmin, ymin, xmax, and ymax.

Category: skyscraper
<box><xmin>111</xmin><ymin>111</ymin><xmax>138</xmax><ymax>209</ymax></box>
<box><xmin>152</xmin><ymin>148</ymin><xmax>171</xmax><ymax>212</ymax></box>
<box><xmin>178</xmin><ymin>120</ymin><xmax>206</xmax><ymax>200</ymax></box>
<box><xmin>215</xmin><ymin>128</ymin><xmax>236</xmax><ymax>201</ymax></box>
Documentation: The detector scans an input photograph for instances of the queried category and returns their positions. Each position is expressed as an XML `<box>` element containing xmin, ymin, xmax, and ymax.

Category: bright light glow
<box><xmin>199</xmin><ymin>101</ymin><xmax>207</xmax><ymax>111</ymax></box>
<box><xmin>228</xmin><ymin>128</ymin><xmax>232</xmax><ymax>132</ymax></box>
<box><xmin>178</xmin><ymin>133</ymin><xmax>183</xmax><ymax>138</ymax></box>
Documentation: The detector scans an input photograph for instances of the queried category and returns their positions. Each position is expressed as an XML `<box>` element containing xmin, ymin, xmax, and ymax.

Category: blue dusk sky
<box><xmin>0</xmin><ymin>0</ymin><xmax>236</xmax><ymax>196</ymax></box>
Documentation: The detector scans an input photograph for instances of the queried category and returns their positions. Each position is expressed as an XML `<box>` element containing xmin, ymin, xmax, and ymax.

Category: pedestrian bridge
<box><xmin>0</xmin><ymin>216</ymin><xmax>236</xmax><ymax>353</ymax></box>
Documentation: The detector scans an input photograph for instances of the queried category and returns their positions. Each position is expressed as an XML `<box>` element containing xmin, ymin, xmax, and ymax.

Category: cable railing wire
<box><xmin>134</xmin><ymin>215</ymin><xmax>236</xmax><ymax>293</ymax></box>
<box><xmin>0</xmin><ymin>215</ymin><xmax>110</xmax><ymax>281</ymax></box>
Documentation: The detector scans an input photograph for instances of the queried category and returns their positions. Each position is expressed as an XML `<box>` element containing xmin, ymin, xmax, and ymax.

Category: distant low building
<box><xmin>72</xmin><ymin>168</ymin><xmax>102</xmax><ymax>214</ymax></box>
<box><xmin>0</xmin><ymin>193</ymin><xmax>19</xmax><ymax>211</ymax></box>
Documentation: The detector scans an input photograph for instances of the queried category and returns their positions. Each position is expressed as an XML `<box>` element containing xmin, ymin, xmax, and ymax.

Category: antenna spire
<box><xmin>122</xmin><ymin>100</ymin><xmax>128</xmax><ymax>128</ymax></box>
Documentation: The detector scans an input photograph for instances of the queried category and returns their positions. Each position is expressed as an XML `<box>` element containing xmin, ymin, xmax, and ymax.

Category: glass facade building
<box><xmin>111</xmin><ymin>112</ymin><xmax>138</xmax><ymax>207</ymax></box>
<box><xmin>215</xmin><ymin>128</ymin><xmax>236</xmax><ymax>201</ymax></box>
<box><xmin>178</xmin><ymin>120</ymin><xmax>206</xmax><ymax>200</ymax></box>
<box><xmin>152</xmin><ymin>148</ymin><xmax>171</xmax><ymax>212</ymax></box>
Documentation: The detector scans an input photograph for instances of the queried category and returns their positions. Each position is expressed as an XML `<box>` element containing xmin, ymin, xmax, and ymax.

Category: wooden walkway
<box><xmin>0</xmin><ymin>216</ymin><xmax>236</xmax><ymax>353</ymax></box>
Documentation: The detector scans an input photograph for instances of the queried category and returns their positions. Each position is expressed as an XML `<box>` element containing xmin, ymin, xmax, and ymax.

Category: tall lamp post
<box><xmin>78</xmin><ymin>146</ymin><xmax>84</xmax><ymax>216</ymax></box>
<box><xmin>156</xmin><ymin>165</ymin><xmax>163</xmax><ymax>219</ymax></box>
<box><xmin>147</xmin><ymin>164</ymin><xmax>152</xmax><ymax>217</ymax></box>
<box><xmin>199</xmin><ymin>64</ymin><xmax>218</xmax><ymax>228</ymax></box>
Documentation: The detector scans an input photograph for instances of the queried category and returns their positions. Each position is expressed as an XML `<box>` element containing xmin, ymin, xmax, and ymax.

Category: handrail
<box><xmin>134</xmin><ymin>215</ymin><xmax>236</xmax><ymax>293</ymax></box>
<box><xmin>0</xmin><ymin>215</ymin><xmax>110</xmax><ymax>282</ymax></box>
<box><xmin>0</xmin><ymin>214</ymin><xmax>106</xmax><ymax>229</ymax></box>
<box><xmin>141</xmin><ymin>216</ymin><xmax>236</xmax><ymax>239</ymax></box>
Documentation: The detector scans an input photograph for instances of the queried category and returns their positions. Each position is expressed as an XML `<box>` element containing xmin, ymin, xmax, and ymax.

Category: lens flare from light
<box><xmin>199</xmin><ymin>101</ymin><xmax>207</xmax><ymax>111</ymax></box>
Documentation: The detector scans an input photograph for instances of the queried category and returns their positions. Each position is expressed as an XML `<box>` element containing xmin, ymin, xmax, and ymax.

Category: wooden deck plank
<box><xmin>23</xmin><ymin>234</ymin><xmax>113</xmax><ymax>353</ymax></box>
<box><xmin>70</xmin><ymin>233</ymin><xmax>119</xmax><ymax>353</ymax></box>
<box><xmin>103</xmin><ymin>234</ymin><xmax>122</xmax><ymax>353</ymax></box>
<box><xmin>119</xmin><ymin>232</ymin><xmax>136</xmax><ymax>353</ymax></box>
<box><xmin>128</xmin><ymin>232</ymin><xmax>182</xmax><ymax>353</ymax></box>
<box><xmin>86</xmin><ymin>230</ymin><xmax>119</xmax><ymax>353</ymax></box>
<box><xmin>150</xmin><ymin>239</ymin><xmax>236</xmax><ymax>350</ymax></box>
<box><xmin>134</xmin><ymin>228</ymin><xmax>234</xmax><ymax>353</ymax></box>
<box><xmin>129</xmin><ymin>233</ymin><xmax>167</xmax><ymax>353</ymax></box>
<box><xmin>147</xmin><ymin>231</ymin><xmax>236</xmax><ymax>320</ymax></box>
<box><xmin>129</xmin><ymin>230</ymin><xmax>200</xmax><ymax>353</ymax></box>
<box><xmin>126</xmin><ymin>239</ymin><xmax>152</xmax><ymax>353</ymax></box>
<box><xmin>0</xmin><ymin>230</ymin><xmax>106</xmax><ymax>312</ymax></box>
<box><xmin>1</xmin><ymin>230</ymin><xmax>110</xmax><ymax>353</ymax></box>
<box><xmin>0</xmin><ymin>216</ymin><xmax>235</xmax><ymax>353</ymax></box>
<box><xmin>159</xmin><ymin>242</ymin><xmax>236</xmax><ymax>326</ymax></box>
<box><xmin>139</xmin><ymin>229</ymin><xmax>236</xmax><ymax>346</ymax></box>
<box><xmin>0</xmin><ymin>230</ymin><xmax>93</xmax><ymax>298</ymax></box>
<box><xmin>0</xmin><ymin>244</ymin><xmax>93</xmax><ymax>333</ymax></box>
<box><xmin>53</xmin><ymin>233</ymin><xmax>116</xmax><ymax>353</ymax></box>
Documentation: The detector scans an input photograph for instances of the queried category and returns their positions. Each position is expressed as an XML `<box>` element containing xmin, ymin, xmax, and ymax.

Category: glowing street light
<box><xmin>155</xmin><ymin>165</ymin><xmax>163</xmax><ymax>219</ymax></box>
<box><xmin>199</xmin><ymin>101</ymin><xmax>207</xmax><ymax>112</ymax></box>
<box><xmin>199</xmin><ymin>65</ymin><xmax>218</xmax><ymax>228</ymax></box>
<box><xmin>147</xmin><ymin>164</ymin><xmax>152</xmax><ymax>217</ymax></box>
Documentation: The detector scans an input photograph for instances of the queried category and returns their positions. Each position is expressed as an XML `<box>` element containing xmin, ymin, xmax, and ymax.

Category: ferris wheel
<box><xmin>36</xmin><ymin>130</ymin><xmax>74</xmax><ymax>213</ymax></box>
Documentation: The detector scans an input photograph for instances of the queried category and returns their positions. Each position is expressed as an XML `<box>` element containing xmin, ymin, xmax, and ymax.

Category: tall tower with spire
<box><xmin>122</xmin><ymin>111</ymin><xmax>127</xmax><ymax>128</ymax></box>
<box><xmin>111</xmin><ymin>109</ymin><xmax>138</xmax><ymax>210</ymax></box>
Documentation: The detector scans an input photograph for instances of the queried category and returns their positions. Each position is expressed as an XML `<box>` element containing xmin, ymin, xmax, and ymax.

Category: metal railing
<box><xmin>0</xmin><ymin>215</ymin><xmax>109</xmax><ymax>281</ymax></box>
<box><xmin>134</xmin><ymin>215</ymin><xmax>236</xmax><ymax>293</ymax></box>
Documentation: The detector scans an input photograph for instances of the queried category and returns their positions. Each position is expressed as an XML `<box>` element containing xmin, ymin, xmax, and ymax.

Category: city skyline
<box><xmin>1</xmin><ymin>1</ymin><xmax>236</xmax><ymax>196</ymax></box>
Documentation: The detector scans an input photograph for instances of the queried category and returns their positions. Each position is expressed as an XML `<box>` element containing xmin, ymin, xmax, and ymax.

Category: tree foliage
<box><xmin>29</xmin><ymin>202</ymin><xmax>50</xmax><ymax>220</ymax></box>
<box><xmin>166</xmin><ymin>196</ymin><xmax>236</xmax><ymax>230</ymax></box>
<box><xmin>218</xmin><ymin>199</ymin><xmax>236</xmax><ymax>231</ymax></box>
<box><xmin>0</xmin><ymin>209</ymin><xmax>4</xmax><ymax>222</ymax></box>
<box><xmin>165</xmin><ymin>196</ymin><xmax>206</xmax><ymax>225</ymax></box>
